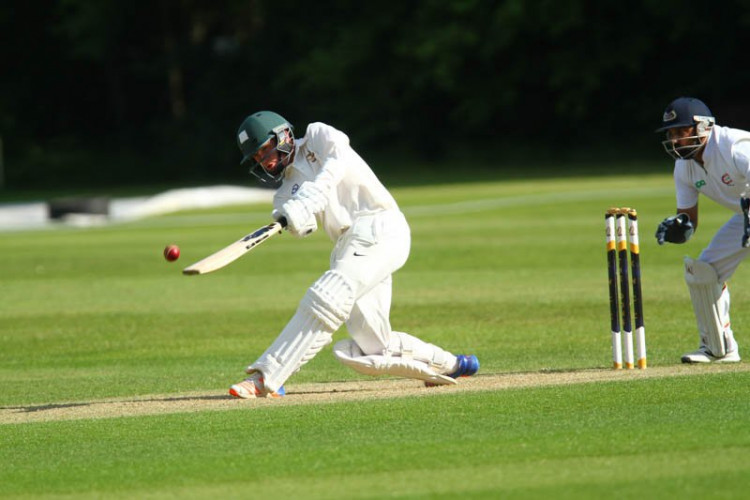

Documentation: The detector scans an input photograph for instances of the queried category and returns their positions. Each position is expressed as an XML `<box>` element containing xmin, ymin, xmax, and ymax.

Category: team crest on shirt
<box><xmin>306</xmin><ymin>151</ymin><xmax>317</xmax><ymax>163</ymax></box>
<box><xmin>721</xmin><ymin>173</ymin><xmax>734</xmax><ymax>186</ymax></box>
<box><xmin>291</xmin><ymin>183</ymin><xmax>300</xmax><ymax>195</ymax></box>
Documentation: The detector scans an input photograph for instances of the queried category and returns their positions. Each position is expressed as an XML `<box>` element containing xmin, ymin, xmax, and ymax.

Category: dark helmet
<box><xmin>656</xmin><ymin>97</ymin><xmax>715</xmax><ymax>160</ymax></box>
<box><xmin>237</xmin><ymin>111</ymin><xmax>294</xmax><ymax>184</ymax></box>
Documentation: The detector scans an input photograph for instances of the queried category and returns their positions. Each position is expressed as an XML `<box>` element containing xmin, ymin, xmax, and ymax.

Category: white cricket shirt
<box><xmin>674</xmin><ymin>124</ymin><xmax>750</xmax><ymax>213</ymax></box>
<box><xmin>273</xmin><ymin>123</ymin><xmax>400</xmax><ymax>240</ymax></box>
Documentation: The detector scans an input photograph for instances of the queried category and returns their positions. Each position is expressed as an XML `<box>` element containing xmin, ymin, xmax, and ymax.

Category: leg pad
<box><xmin>684</xmin><ymin>257</ymin><xmax>731</xmax><ymax>356</ymax></box>
<box><xmin>333</xmin><ymin>339</ymin><xmax>457</xmax><ymax>386</ymax></box>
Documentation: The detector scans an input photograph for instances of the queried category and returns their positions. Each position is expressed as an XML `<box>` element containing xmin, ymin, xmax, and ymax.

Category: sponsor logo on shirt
<box><xmin>291</xmin><ymin>183</ymin><xmax>300</xmax><ymax>195</ymax></box>
<box><xmin>306</xmin><ymin>152</ymin><xmax>317</xmax><ymax>163</ymax></box>
<box><xmin>695</xmin><ymin>180</ymin><xmax>707</xmax><ymax>189</ymax></box>
<box><xmin>721</xmin><ymin>173</ymin><xmax>735</xmax><ymax>186</ymax></box>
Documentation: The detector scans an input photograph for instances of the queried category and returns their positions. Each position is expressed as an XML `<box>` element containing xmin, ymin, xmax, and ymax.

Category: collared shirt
<box><xmin>674</xmin><ymin>124</ymin><xmax>750</xmax><ymax>213</ymax></box>
<box><xmin>273</xmin><ymin>123</ymin><xmax>400</xmax><ymax>241</ymax></box>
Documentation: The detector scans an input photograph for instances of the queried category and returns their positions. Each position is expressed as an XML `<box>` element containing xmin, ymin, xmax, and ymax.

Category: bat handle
<box><xmin>274</xmin><ymin>216</ymin><xmax>310</xmax><ymax>235</ymax></box>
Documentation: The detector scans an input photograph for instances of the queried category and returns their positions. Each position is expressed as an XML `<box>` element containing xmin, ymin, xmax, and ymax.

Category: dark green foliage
<box><xmin>2</xmin><ymin>1</ymin><xmax>750</xmax><ymax>187</ymax></box>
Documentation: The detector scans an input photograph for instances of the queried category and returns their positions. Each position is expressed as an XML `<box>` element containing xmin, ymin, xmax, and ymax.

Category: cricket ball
<box><xmin>163</xmin><ymin>244</ymin><xmax>180</xmax><ymax>262</ymax></box>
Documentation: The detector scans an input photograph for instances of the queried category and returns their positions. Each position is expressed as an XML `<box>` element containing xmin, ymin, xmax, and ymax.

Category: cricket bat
<box><xmin>182</xmin><ymin>218</ymin><xmax>286</xmax><ymax>275</ymax></box>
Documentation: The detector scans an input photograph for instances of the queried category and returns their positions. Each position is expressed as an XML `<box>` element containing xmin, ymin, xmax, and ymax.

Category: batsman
<box><xmin>655</xmin><ymin>97</ymin><xmax>749</xmax><ymax>363</ymax></box>
<box><xmin>228</xmin><ymin>111</ymin><xmax>479</xmax><ymax>398</ymax></box>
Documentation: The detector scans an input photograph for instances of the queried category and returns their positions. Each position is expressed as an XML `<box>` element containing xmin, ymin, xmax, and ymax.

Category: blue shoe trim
<box><xmin>448</xmin><ymin>354</ymin><xmax>479</xmax><ymax>378</ymax></box>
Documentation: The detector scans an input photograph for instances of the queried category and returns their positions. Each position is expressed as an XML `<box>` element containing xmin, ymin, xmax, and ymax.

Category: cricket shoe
<box><xmin>229</xmin><ymin>372</ymin><xmax>285</xmax><ymax>399</ymax></box>
<box><xmin>426</xmin><ymin>354</ymin><xmax>480</xmax><ymax>386</ymax></box>
<box><xmin>681</xmin><ymin>345</ymin><xmax>741</xmax><ymax>364</ymax></box>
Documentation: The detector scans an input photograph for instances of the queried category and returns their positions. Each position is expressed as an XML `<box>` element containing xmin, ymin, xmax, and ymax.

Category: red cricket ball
<box><xmin>163</xmin><ymin>244</ymin><xmax>180</xmax><ymax>262</ymax></box>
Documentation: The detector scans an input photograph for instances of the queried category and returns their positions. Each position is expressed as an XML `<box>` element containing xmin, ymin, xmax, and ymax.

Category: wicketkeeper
<box><xmin>228</xmin><ymin>111</ymin><xmax>479</xmax><ymax>398</ymax></box>
<box><xmin>654</xmin><ymin>97</ymin><xmax>747</xmax><ymax>363</ymax></box>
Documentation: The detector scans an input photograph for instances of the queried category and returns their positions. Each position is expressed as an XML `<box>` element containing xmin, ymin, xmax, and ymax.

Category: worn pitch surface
<box><xmin>3</xmin><ymin>363</ymin><xmax>747</xmax><ymax>424</ymax></box>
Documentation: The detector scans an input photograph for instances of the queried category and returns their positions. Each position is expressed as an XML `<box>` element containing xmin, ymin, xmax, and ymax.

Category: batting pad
<box><xmin>333</xmin><ymin>338</ymin><xmax>457</xmax><ymax>386</ymax></box>
<box><xmin>248</xmin><ymin>270</ymin><xmax>356</xmax><ymax>392</ymax></box>
<box><xmin>684</xmin><ymin>257</ymin><xmax>730</xmax><ymax>356</ymax></box>
<box><xmin>387</xmin><ymin>331</ymin><xmax>458</xmax><ymax>372</ymax></box>
<box><xmin>305</xmin><ymin>270</ymin><xmax>356</xmax><ymax>330</ymax></box>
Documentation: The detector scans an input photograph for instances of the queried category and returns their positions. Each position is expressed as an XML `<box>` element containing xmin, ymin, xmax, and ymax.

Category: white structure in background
<box><xmin>0</xmin><ymin>185</ymin><xmax>274</xmax><ymax>231</ymax></box>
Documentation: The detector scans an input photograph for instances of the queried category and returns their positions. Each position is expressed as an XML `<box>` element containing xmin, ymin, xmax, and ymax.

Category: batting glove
<box><xmin>275</xmin><ymin>201</ymin><xmax>317</xmax><ymax>238</ymax></box>
<box><xmin>294</xmin><ymin>181</ymin><xmax>328</xmax><ymax>213</ymax></box>
<box><xmin>655</xmin><ymin>213</ymin><xmax>694</xmax><ymax>245</ymax></box>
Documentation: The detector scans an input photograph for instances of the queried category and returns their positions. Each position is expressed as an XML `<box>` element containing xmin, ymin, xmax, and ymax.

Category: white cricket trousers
<box><xmin>699</xmin><ymin>213</ymin><xmax>750</xmax><ymax>282</ymax></box>
<box><xmin>248</xmin><ymin>210</ymin><xmax>415</xmax><ymax>392</ymax></box>
<box><xmin>332</xmin><ymin>210</ymin><xmax>411</xmax><ymax>354</ymax></box>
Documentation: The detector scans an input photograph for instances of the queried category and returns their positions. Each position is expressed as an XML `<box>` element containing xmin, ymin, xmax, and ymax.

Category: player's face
<box><xmin>661</xmin><ymin>125</ymin><xmax>707</xmax><ymax>160</ymax></box>
<box><xmin>253</xmin><ymin>138</ymin><xmax>283</xmax><ymax>175</ymax></box>
<box><xmin>666</xmin><ymin>126</ymin><xmax>697</xmax><ymax>147</ymax></box>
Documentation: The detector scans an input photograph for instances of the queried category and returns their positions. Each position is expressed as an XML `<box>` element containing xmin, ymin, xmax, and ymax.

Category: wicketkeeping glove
<box><xmin>741</xmin><ymin>198</ymin><xmax>750</xmax><ymax>248</ymax></box>
<box><xmin>655</xmin><ymin>213</ymin><xmax>694</xmax><ymax>245</ymax></box>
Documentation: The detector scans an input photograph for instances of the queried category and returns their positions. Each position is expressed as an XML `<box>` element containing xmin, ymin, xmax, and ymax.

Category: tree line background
<box><xmin>3</xmin><ymin>0</ymin><xmax>750</xmax><ymax>190</ymax></box>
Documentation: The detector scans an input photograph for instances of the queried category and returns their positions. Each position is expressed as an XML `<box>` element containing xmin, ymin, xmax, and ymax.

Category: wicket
<box><xmin>605</xmin><ymin>208</ymin><xmax>647</xmax><ymax>369</ymax></box>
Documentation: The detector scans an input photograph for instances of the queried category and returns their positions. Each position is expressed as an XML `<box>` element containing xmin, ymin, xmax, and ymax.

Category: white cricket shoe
<box><xmin>229</xmin><ymin>372</ymin><xmax>285</xmax><ymax>399</ymax></box>
<box><xmin>681</xmin><ymin>345</ymin><xmax>741</xmax><ymax>364</ymax></box>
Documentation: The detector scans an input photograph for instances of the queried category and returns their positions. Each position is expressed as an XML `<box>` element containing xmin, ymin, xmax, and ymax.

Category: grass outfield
<box><xmin>2</xmin><ymin>171</ymin><xmax>750</xmax><ymax>498</ymax></box>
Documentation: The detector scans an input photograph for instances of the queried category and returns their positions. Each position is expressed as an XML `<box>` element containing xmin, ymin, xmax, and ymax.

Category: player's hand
<box><xmin>276</xmin><ymin>181</ymin><xmax>328</xmax><ymax>238</ymax></box>
<box><xmin>275</xmin><ymin>202</ymin><xmax>317</xmax><ymax>238</ymax></box>
<box><xmin>294</xmin><ymin>182</ymin><xmax>327</xmax><ymax>213</ymax></box>
<box><xmin>655</xmin><ymin>213</ymin><xmax>694</xmax><ymax>245</ymax></box>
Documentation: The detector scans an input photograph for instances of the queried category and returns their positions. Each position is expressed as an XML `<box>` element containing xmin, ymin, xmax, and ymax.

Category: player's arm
<box><xmin>678</xmin><ymin>205</ymin><xmax>698</xmax><ymax>230</ymax></box>
<box><xmin>277</xmin><ymin>124</ymin><xmax>347</xmax><ymax>235</ymax></box>
<box><xmin>299</xmin><ymin>123</ymin><xmax>348</xmax><ymax>194</ymax></box>
<box><xmin>732</xmin><ymin>142</ymin><xmax>750</xmax><ymax>247</ymax></box>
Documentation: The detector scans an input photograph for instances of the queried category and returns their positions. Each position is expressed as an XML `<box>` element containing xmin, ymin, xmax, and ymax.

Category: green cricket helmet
<box><xmin>237</xmin><ymin>111</ymin><xmax>294</xmax><ymax>184</ymax></box>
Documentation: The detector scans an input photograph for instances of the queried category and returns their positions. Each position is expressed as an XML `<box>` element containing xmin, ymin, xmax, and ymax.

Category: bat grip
<box><xmin>276</xmin><ymin>216</ymin><xmax>288</xmax><ymax>228</ymax></box>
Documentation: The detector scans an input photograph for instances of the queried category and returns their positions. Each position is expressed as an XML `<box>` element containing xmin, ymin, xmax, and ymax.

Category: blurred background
<box><xmin>2</xmin><ymin>0</ymin><xmax>750</xmax><ymax>192</ymax></box>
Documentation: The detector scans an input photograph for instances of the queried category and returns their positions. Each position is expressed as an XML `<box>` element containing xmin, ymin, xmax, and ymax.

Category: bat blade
<box><xmin>182</xmin><ymin>221</ymin><xmax>283</xmax><ymax>275</ymax></box>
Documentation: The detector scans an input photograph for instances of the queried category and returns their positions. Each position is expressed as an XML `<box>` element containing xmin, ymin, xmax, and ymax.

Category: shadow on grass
<box><xmin>1</xmin><ymin>402</ymin><xmax>92</xmax><ymax>413</ymax></box>
<box><xmin>1</xmin><ymin>394</ymin><xmax>230</xmax><ymax>414</ymax></box>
